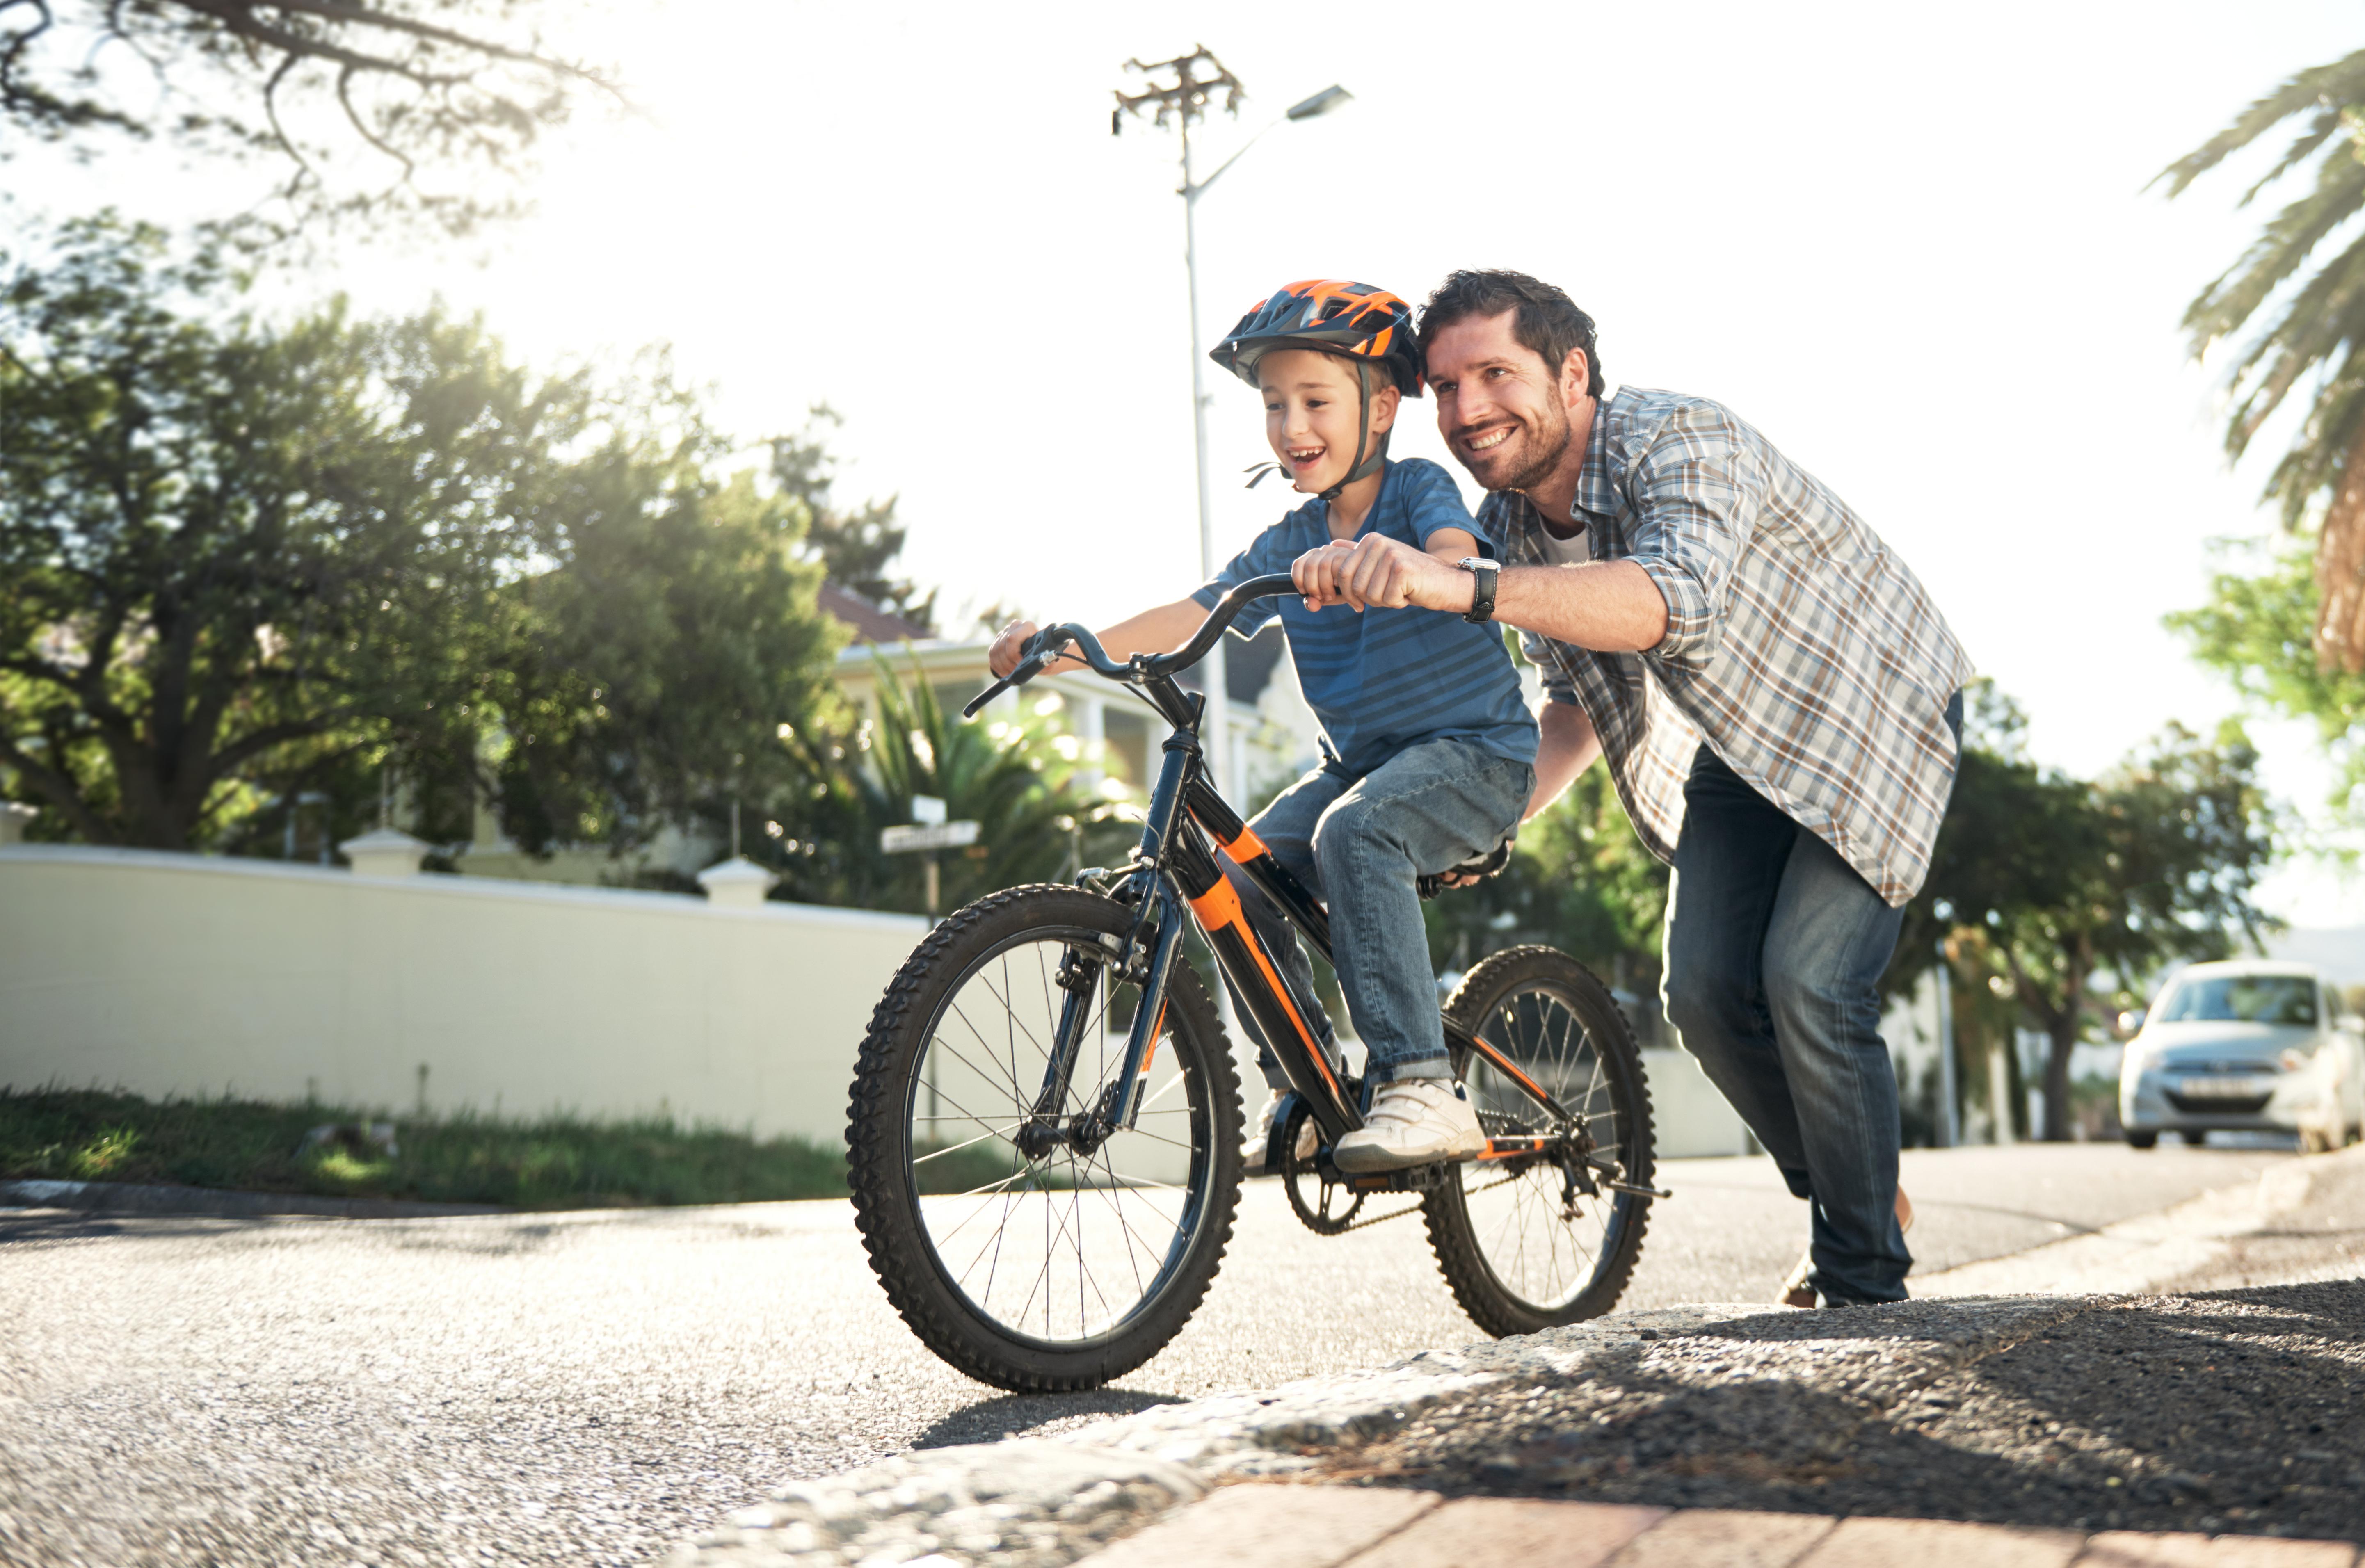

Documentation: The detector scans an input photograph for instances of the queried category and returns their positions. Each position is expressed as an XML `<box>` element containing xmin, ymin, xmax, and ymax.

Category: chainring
<box><xmin>1277</xmin><ymin>1102</ymin><xmax>1362</xmax><ymax>1235</ymax></box>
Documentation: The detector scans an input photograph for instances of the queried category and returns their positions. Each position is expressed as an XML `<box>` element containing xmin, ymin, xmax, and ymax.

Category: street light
<box><xmin>1115</xmin><ymin>48</ymin><xmax>1351</xmax><ymax>805</ymax></box>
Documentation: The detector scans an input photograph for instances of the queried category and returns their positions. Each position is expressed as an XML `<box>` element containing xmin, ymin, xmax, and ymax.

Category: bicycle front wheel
<box><xmin>846</xmin><ymin>885</ymin><xmax>1241</xmax><ymax>1391</ymax></box>
<box><xmin>1424</xmin><ymin>945</ymin><xmax>1656</xmax><ymax>1336</ymax></box>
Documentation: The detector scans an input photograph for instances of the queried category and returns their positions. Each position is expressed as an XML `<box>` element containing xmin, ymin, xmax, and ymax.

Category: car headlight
<box><xmin>2279</xmin><ymin>1048</ymin><xmax>2311</xmax><ymax>1073</ymax></box>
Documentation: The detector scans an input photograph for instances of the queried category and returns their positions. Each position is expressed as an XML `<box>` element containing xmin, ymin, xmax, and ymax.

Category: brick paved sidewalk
<box><xmin>1075</xmin><ymin>1484</ymin><xmax>2361</xmax><ymax>1568</ymax></box>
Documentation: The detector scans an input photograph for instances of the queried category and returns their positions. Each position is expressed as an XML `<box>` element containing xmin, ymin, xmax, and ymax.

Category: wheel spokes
<box><xmin>909</xmin><ymin>929</ymin><xmax>1211</xmax><ymax>1346</ymax></box>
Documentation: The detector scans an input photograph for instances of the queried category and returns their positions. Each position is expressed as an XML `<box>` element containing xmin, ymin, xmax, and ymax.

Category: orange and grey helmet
<box><xmin>1212</xmin><ymin>280</ymin><xmax>1421</xmax><ymax>500</ymax></box>
<box><xmin>1209</xmin><ymin>279</ymin><xmax>1423</xmax><ymax>396</ymax></box>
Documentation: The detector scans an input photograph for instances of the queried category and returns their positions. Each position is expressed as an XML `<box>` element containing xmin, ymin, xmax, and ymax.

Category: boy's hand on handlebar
<box><xmin>1291</xmin><ymin>540</ymin><xmax>1357</xmax><ymax>610</ymax></box>
<box><xmin>988</xmin><ymin>619</ymin><xmax>1040</xmax><ymax>678</ymax></box>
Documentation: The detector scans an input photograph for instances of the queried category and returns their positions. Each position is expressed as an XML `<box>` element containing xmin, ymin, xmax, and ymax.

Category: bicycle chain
<box><xmin>1317</xmin><ymin>1167</ymin><xmax>1527</xmax><ymax>1233</ymax></box>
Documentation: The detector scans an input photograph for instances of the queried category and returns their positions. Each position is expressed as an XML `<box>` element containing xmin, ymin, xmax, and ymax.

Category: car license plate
<box><xmin>2172</xmin><ymin>1075</ymin><xmax>2276</xmax><ymax>1099</ymax></box>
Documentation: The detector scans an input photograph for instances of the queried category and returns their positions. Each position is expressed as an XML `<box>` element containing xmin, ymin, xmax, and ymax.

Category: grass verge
<box><xmin>0</xmin><ymin>1088</ymin><xmax>877</xmax><ymax>1210</ymax></box>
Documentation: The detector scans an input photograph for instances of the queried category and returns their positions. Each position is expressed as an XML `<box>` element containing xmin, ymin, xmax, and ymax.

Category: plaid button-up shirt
<box><xmin>1477</xmin><ymin>386</ymin><xmax>1974</xmax><ymax>907</ymax></box>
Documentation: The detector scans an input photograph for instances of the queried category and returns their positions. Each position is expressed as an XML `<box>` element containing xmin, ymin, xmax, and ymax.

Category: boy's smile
<box><xmin>1258</xmin><ymin>347</ymin><xmax>1401</xmax><ymax>503</ymax></box>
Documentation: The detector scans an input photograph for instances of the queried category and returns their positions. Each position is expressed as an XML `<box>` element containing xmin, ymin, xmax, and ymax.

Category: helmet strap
<box><xmin>1318</xmin><ymin>359</ymin><xmax>1389</xmax><ymax>503</ymax></box>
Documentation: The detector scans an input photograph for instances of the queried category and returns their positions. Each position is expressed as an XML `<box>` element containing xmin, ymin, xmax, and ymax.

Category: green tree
<box><xmin>770</xmin><ymin>405</ymin><xmax>937</xmax><ymax>634</ymax></box>
<box><xmin>1894</xmin><ymin>686</ymin><xmax>2278</xmax><ymax>1140</ymax></box>
<box><xmin>0</xmin><ymin>215</ymin><xmax>839</xmax><ymax>854</ymax></box>
<box><xmin>0</xmin><ymin>0</ymin><xmax>621</xmax><ymax>236</ymax></box>
<box><xmin>2160</xmin><ymin>48</ymin><xmax>2365</xmax><ymax>673</ymax></box>
<box><xmin>1422</xmin><ymin>762</ymin><xmax>1670</xmax><ymax>990</ymax></box>
<box><xmin>759</xmin><ymin>656</ymin><xmax>1124</xmax><ymax>915</ymax></box>
<box><xmin>2170</xmin><ymin>539</ymin><xmax>2365</xmax><ymax>826</ymax></box>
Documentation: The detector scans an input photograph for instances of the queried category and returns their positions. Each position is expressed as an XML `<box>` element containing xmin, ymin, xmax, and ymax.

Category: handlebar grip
<box><xmin>962</xmin><ymin>660</ymin><xmax>1031</xmax><ymax>719</ymax></box>
<box><xmin>962</xmin><ymin>643</ymin><xmax>1059</xmax><ymax>719</ymax></box>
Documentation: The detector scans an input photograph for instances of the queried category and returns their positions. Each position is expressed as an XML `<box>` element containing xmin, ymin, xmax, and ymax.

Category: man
<box><xmin>1292</xmin><ymin>269</ymin><xmax>1971</xmax><ymax>1306</ymax></box>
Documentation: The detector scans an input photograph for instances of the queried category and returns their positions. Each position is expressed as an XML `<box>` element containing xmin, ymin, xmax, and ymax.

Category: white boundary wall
<box><xmin>0</xmin><ymin>846</ymin><xmax>927</xmax><ymax>1143</ymax></box>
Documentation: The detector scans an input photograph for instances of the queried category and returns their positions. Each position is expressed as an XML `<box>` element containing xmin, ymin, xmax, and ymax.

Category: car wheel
<box><xmin>2125</xmin><ymin>1131</ymin><xmax>2158</xmax><ymax>1150</ymax></box>
<box><xmin>2180</xmin><ymin>1130</ymin><xmax>2207</xmax><ymax>1147</ymax></box>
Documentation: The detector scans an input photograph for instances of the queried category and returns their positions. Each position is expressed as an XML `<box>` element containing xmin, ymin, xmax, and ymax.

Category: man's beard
<box><xmin>1499</xmin><ymin>395</ymin><xmax>1573</xmax><ymax>493</ymax></box>
<box><xmin>1467</xmin><ymin>397</ymin><xmax>1573</xmax><ymax>493</ymax></box>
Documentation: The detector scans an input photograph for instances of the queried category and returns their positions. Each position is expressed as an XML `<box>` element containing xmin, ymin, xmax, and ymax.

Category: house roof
<box><xmin>819</xmin><ymin>582</ymin><xmax>934</xmax><ymax>645</ymax></box>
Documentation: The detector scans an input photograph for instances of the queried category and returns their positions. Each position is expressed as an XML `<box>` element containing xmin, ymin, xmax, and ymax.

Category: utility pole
<box><xmin>1115</xmin><ymin>46</ymin><xmax>1245</xmax><ymax>806</ymax></box>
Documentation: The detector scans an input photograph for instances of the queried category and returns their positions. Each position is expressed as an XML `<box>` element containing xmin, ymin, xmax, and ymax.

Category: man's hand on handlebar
<box><xmin>1291</xmin><ymin>536</ymin><xmax>1476</xmax><ymax>615</ymax></box>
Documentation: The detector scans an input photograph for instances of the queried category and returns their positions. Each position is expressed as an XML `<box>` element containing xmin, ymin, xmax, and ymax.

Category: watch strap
<box><xmin>1461</xmin><ymin>560</ymin><xmax>1498</xmax><ymax>624</ymax></box>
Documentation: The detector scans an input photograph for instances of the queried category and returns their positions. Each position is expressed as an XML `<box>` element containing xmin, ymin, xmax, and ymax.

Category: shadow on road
<box><xmin>1323</xmin><ymin>1281</ymin><xmax>2365</xmax><ymax>1543</ymax></box>
<box><xmin>911</xmin><ymin>1388</ymin><xmax>1179</xmax><ymax>1451</ymax></box>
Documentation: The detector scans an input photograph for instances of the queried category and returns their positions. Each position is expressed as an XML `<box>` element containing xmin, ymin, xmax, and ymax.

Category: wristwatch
<box><xmin>1458</xmin><ymin>557</ymin><xmax>1501</xmax><ymax>624</ymax></box>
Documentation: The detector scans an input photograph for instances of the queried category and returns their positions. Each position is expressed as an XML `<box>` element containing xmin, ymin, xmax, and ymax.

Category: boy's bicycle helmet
<box><xmin>1211</xmin><ymin>280</ymin><xmax>1423</xmax><ymax>501</ymax></box>
<box><xmin>1210</xmin><ymin>279</ymin><xmax>1423</xmax><ymax>395</ymax></box>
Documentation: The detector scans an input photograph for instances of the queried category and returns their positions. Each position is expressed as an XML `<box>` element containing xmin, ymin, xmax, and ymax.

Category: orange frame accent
<box><xmin>1220</xmin><ymin>824</ymin><xmax>1269</xmax><ymax>862</ymax></box>
<box><xmin>1137</xmin><ymin>1002</ymin><xmax>1168</xmax><ymax>1075</ymax></box>
<box><xmin>1184</xmin><ymin>876</ymin><xmax>1343</xmax><ymax>1101</ymax></box>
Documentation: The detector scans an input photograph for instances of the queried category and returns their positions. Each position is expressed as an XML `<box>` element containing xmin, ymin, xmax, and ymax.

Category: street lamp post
<box><xmin>1116</xmin><ymin>48</ymin><xmax>1352</xmax><ymax>804</ymax></box>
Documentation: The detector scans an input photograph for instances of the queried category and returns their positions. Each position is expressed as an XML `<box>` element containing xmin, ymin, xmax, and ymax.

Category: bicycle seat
<box><xmin>1417</xmin><ymin>835</ymin><xmax>1515</xmax><ymax>901</ymax></box>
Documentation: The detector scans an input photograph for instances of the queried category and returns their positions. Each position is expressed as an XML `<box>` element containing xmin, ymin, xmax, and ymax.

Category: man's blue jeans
<box><xmin>1659</xmin><ymin>696</ymin><xmax>1961</xmax><ymax>1305</ymax></box>
<box><xmin>1220</xmin><ymin>737</ymin><xmax>1534</xmax><ymax>1087</ymax></box>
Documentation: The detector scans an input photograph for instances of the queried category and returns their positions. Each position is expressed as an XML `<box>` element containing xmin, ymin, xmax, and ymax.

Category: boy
<box><xmin>987</xmin><ymin>279</ymin><xmax>1536</xmax><ymax>1172</ymax></box>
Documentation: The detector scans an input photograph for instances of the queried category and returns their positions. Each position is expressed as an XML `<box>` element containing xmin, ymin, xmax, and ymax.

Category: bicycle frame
<box><xmin>975</xmin><ymin>575</ymin><xmax>1584</xmax><ymax>1183</ymax></box>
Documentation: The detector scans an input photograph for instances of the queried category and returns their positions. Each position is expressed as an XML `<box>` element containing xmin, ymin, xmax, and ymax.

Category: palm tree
<box><xmin>2161</xmin><ymin>48</ymin><xmax>2365</xmax><ymax>671</ymax></box>
<box><xmin>764</xmin><ymin>653</ymin><xmax>1129</xmax><ymax>915</ymax></box>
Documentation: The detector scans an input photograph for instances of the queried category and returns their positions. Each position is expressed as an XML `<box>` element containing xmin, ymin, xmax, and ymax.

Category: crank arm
<box><xmin>1582</xmin><ymin>1153</ymin><xmax>1671</xmax><ymax>1199</ymax></box>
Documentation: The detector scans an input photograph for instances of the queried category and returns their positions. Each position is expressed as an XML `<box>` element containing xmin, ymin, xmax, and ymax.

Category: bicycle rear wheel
<box><xmin>847</xmin><ymin>885</ymin><xmax>1241</xmax><ymax>1391</ymax></box>
<box><xmin>1424</xmin><ymin>945</ymin><xmax>1655</xmax><ymax>1336</ymax></box>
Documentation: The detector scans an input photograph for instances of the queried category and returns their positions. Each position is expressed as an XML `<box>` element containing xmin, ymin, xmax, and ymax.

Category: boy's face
<box><xmin>1258</xmin><ymin>348</ymin><xmax>1400</xmax><ymax>495</ymax></box>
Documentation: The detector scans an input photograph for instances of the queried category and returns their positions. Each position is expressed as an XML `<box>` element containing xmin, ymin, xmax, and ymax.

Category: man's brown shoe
<box><xmin>1780</xmin><ymin>1187</ymin><xmax>1915</xmax><ymax>1308</ymax></box>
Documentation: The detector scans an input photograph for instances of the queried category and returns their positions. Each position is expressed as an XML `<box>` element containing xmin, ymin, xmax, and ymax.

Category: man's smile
<box><xmin>1460</xmin><ymin>424</ymin><xmax>1515</xmax><ymax>454</ymax></box>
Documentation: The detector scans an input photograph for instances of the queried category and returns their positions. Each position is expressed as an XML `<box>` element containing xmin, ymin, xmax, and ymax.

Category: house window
<box><xmin>1102</xmin><ymin>709</ymin><xmax>1150</xmax><ymax>789</ymax></box>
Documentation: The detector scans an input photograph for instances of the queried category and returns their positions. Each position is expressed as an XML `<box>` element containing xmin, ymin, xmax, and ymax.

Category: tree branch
<box><xmin>169</xmin><ymin>0</ymin><xmax>473</xmax><ymax>91</ymax></box>
<box><xmin>0</xmin><ymin>732</ymin><xmax>116</xmax><ymax>844</ymax></box>
<box><xmin>247</xmin><ymin>0</ymin><xmax>622</xmax><ymax>95</ymax></box>
<box><xmin>334</xmin><ymin>59</ymin><xmax>410</xmax><ymax>178</ymax></box>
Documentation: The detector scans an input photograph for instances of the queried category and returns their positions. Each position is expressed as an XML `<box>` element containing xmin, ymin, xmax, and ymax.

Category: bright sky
<box><xmin>11</xmin><ymin>0</ymin><xmax>2361</xmax><ymax>920</ymax></box>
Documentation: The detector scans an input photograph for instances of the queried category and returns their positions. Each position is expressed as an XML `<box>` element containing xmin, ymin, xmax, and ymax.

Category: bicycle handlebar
<box><xmin>960</xmin><ymin>572</ymin><xmax>1299</xmax><ymax>720</ymax></box>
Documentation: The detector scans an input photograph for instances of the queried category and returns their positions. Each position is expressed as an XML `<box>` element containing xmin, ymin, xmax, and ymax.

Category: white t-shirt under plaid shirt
<box><xmin>1477</xmin><ymin>386</ymin><xmax>1975</xmax><ymax>908</ymax></box>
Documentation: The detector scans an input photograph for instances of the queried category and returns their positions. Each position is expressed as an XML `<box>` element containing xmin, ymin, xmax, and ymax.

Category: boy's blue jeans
<box><xmin>1218</xmin><ymin>736</ymin><xmax>1534</xmax><ymax>1088</ymax></box>
<box><xmin>1659</xmin><ymin>692</ymin><xmax>1962</xmax><ymax>1306</ymax></box>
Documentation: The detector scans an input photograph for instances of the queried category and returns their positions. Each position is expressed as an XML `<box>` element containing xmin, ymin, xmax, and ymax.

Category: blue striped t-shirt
<box><xmin>1192</xmin><ymin>458</ymin><xmax>1538</xmax><ymax>779</ymax></box>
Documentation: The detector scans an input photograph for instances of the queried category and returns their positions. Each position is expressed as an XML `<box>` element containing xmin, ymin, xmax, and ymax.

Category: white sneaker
<box><xmin>1240</xmin><ymin>1090</ymin><xmax>1318</xmax><ymax>1174</ymax></box>
<box><xmin>1333</xmin><ymin>1080</ymin><xmax>1485</xmax><ymax>1173</ymax></box>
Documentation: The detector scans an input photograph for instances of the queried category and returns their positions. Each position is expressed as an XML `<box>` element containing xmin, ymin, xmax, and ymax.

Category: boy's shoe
<box><xmin>1241</xmin><ymin>1089</ymin><xmax>1318</xmax><ymax>1175</ymax></box>
<box><xmin>1333</xmin><ymin>1081</ymin><xmax>1485</xmax><ymax>1173</ymax></box>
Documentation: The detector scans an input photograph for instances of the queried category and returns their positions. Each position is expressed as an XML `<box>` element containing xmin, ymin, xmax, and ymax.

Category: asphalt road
<box><xmin>0</xmin><ymin>1143</ymin><xmax>2293</xmax><ymax>1568</ymax></box>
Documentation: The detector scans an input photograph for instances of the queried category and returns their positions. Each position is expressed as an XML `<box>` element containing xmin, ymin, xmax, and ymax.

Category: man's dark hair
<box><xmin>1418</xmin><ymin>269</ymin><xmax>1604</xmax><ymax>398</ymax></box>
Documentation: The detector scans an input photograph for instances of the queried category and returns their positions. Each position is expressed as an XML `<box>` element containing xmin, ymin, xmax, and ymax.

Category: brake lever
<box><xmin>962</xmin><ymin>629</ymin><xmax>1074</xmax><ymax>719</ymax></box>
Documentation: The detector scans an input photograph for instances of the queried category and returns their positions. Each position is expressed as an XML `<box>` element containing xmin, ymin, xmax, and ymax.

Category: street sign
<box><xmin>881</xmin><ymin>821</ymin><xmax>980</xmax><ymax>854</ymax></box>
<box><xmin>910</xmin><ymin>794</ymin><xmax>948</xmax><ymax>826</ymax></box>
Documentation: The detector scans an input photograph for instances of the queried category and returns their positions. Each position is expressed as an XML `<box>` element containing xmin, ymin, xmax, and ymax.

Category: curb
<box><xmin>1917</xmin><ymin>1143</ymin><xmax>2365</xmax><ymax>1299</ymax></box>
<box><xmin>0</xmin><ymin>1177</ymin><xmax>509</xmax><ymax>1219</ymax></box>
<box><xmin>657</xmin><ymin>1296</ymin><xmax>2102</xmax><ymax>1567</ymax></box>
<box><xmin>654</xmin><ymin>1440</ymin><xmax>1207</xmax><ymax>1568</ymax></box>
<box><xmin>1058</xmin><ymin>1294</ymin><xmax>2093</xmax><ymax>1475</ymax></box>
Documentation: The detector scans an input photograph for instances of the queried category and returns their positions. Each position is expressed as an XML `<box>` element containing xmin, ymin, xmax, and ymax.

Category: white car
<box><xmin>2119</xmin><ymin>960</ymin><xmax>2365</xmax><ymax>1151</ymax></box>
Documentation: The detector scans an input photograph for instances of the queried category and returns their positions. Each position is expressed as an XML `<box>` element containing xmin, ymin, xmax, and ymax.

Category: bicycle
<box><xmin>845</xmin><ymin>573</ymin><xmax>1662</xmax><ymax>1392</ymax></box>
